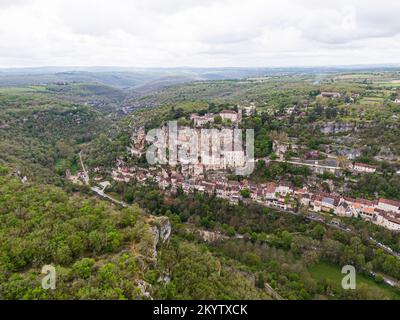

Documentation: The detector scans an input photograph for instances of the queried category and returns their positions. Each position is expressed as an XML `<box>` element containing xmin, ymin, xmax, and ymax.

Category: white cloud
<box><xmin>0</xmin><ymin>0</ymin><xmax>399</xmax><ymax>67</ymax></box>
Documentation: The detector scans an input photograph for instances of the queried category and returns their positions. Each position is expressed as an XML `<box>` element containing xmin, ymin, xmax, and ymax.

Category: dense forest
<box><xmin>0</xmin><ymin>90</ymin><xmax>111</xmax><ymax>185</ymax></box>
<box><xmin>0</xmin><ymin>167</ymin><xmax>271</xmax><ymax>300</ymax></box>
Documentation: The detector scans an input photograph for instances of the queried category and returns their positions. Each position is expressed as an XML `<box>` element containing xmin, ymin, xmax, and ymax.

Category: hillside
<box><xmin>1</xmin><ymin>70</ymin><xmax>400</xmax><ymax>301</ymax></box>
<box><xmin>0</xmin><ymin>168</ymin><xmax>272</xmax><ymax>300</ymax></box>
<box><xmin>0</xmin><ymin>89</ymin><xmax>113</xmax><ymax>184</ymax></box>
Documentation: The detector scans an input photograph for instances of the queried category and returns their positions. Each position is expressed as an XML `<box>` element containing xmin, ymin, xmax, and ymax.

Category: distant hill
<box><xmin>2</xmin><ymin>65</ymin><xmax>400</xmax><ymax>89</ymax></box>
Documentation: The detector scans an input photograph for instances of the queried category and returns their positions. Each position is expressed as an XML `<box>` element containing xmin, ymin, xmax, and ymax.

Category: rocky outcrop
<box><xmin>317</xmin><ymin>121</ymin><xmax>400</xmax><ymax>135</ymax></box>
<box><xmin>136</xmin><ymin>280</ymin><xmax>153</xmax><ymax>299</ymax></box>
<box><xmin>317</xmin><ymin>122</ymin><xmax>355</xmax><ymax>134</ymax></box>
<box><xmin>147</xmin><ymin>216</ymin><xmax>171</xmax><ymax>260</ymax></box>
<box><xmin>197</xmin><ymin>229</ymin><xmax>227</xmax><ymax>243</ymax></box>
<box><xmin>130</xmin><ymin>126</ymin><xmax>147</xmax><ymax>157</ymax></box>
<box><xmin>316</xmin><ymin>121</ymin><xmax>375</xmax><ymax>134</ymax></box>
<box><xmin>131</xmin><ymin>216</ymin><xmax>171</xmax><ymax>263</ymax></box>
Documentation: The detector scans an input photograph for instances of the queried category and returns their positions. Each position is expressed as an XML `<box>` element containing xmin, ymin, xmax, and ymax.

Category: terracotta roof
<box><xmin>380</xmin><ymin>212</ymin><xmax>400</xmax><ymax>225</ymax></box>
<box><xmin>279</xmin><ymin>181</ymin><xmax>292</xmax><ymax>187</ymax></box>
<box><xmin>343</xmin><ymin>196</ymin><xmax>357</xmax><ymax>203</ymax></box>
<box><xmin>362</xmin><ymin>207</ymin><xmax>375</xmax><ymax>214</ymax></box>
<box><xmin>221</xmin><ymin>110</ymin><xmax>238</xmax><ymax>115</ymax></box>
<box><xmin>265</xmin><ymin>183</ymin><xmax>277</xmax><ymax>193</ymax></box>
<box><xmin>379</xmin><ymin>198</ymin><xmax>400</xmax><ymax>207</ymax></box>
<box><xmin>355</xmin><ymin>198</ymin><xmax>376</xmax><ymax>206</ymax></box>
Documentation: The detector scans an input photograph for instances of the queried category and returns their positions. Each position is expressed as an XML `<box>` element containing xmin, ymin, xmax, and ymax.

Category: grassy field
<box><xmin>309</xmin><ymin>262</ymin><xmax>400</xmax><ymax>300</ymax></box>
<box><xmin>359</xmin><ymin>97</ymin><xmax>385</xmax><ymax>106</ymax></box>
<box><xmin>378</xmin><ymin>82</ymin><xmax>400</xmax><ymax>87</ymax></box>
<box><xmin>0</xmin><ymin>86</ymin><xmax>48</xmax><ymax>94</ymax></box>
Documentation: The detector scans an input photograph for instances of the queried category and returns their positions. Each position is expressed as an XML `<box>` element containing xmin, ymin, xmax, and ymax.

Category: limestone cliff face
<box><xmin>132</xmin><ymin>216</ymin><xmax>171</xmax><ymax>263</ymax></box>
<box><xmin>130</xmin><ymin>216</ymin><xmax>171</xmax><ymax>299</ymax></box>
<box><xmin>319</xmin><ymin>122</ymin><xmax>356</xmax><ymax>134</ymax></box>
<box><xmin>316</xmin><ymin>121</ymin><xmax>400</xmax><ymax>135</ymax></box>
<box><xmin>130</xmin><ymin>126</ymin><xmax>147</xmax><ymax>157</ymax></box>
<box><xmin>150</xmin><ymin>217</ymin><xmax>171</xmax><ymax>259</ymax></box>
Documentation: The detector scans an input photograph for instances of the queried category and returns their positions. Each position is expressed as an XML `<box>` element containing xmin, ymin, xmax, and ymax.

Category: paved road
<box><xmin>91</xmin><ymin>186</ymin><xmax>128</xmax><ymax>208</ymax></box>
<box><xmin>79</xmin><ymin>151</ymin><xmax>90</xmax><ymax>186</ymax></box>
<box><xmin>272</xmin><ymin>159</ymin><xmax>341</xmax><ymax>171</ymax></box>
<box><xmin>79</xmin><ymin>151</ymin><xmax>128</xmax><ymax>208</ymax></box>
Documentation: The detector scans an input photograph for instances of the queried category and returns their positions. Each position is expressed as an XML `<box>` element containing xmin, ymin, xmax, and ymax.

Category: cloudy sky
<box><xmin>1</xmin><ymin>0</ymin><xmax>400</xmax><ymax>68</ymax></box>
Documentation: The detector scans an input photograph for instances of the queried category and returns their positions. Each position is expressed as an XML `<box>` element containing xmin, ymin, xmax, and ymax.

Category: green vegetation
<box><xmin>1</xmin><ymin>69</ymin><xmax>400</xmax><ymax>300</ymax></box>
<box><xmin>108</xmin><ymin>179</ymin><xmax>400</xmax><ymax>300</ymax></box>
<box><xmin>0</xmin><ymin>90</ymin><xmax>111</xmax><ymax>184</ymax></box>
<box><xmin>309</xmin><ymin>262</ymin><xmax>400</xmax><ymax>300</ymax></box>
<box><xmin>0</xmin><ymin>171</ymin><xmax>271</xmax><ymax>300</ymax></box>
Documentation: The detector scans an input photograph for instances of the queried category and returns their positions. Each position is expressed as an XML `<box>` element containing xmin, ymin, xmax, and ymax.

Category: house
<box><xmin>113</xmin><ymin>173</ymin><xmax>130</xmax><ymax>183</ymax></box>
<box><xmin>112</xmin><ymin>167</ymin><xmax>134</xmax><ymax>183</ymax></box>
<box><xmin>377</xmin><ymin>198</ymin><xmax>400</xmax><ymax>213</ymax></box>
<box><xmin>190</xmin><ymin>113</ymin><xmax>214</xmax><ymax>127</ymax></box>
<box><xmin>359</xmin><ymin>207</ymin><xmax>375</xmax><ymax>221</ymax></box>
<box><xmin>311</xmin><ymin>195</ymin><xmax>323</xmax><ymax>212</ymax></box>
<box><xmin>321</xmin><ymin>195</ymin><xmax>339</xmax><ymax>212</ymax></box>
<box><xmin>248</xmin><ymin>183</ymin><xmax>259</xmax><ymax>199</ymax></box>
<box><xmin>384</xmin><ymin>215</ymin><xmax>400</xmax><ymax>231</ymax></box>
<box><xmin>227</xmin><ymin>181</ymin><xmax>241</xmax><ymax>196</ymax></box>
<box><xmin>255</xmin><ymin>188</ymin><xmax>264</xmax><ymax>201</ymax></box>
<box><xmin>355</xmin><ymin>198</ymin><xmax>376</xmax><ymax>209</ymax></box>
<box><xmin>220</xmin><ymin>110</ymin><xmax>239</xmax><ymax>123</ymax></box>
<box><xmin>342</xmin><ymin>196</ymin><xmax>357</xmax><ymax>206</ymax></box>
<box><xmin>294</xmin><ymin>187</ymin><xmax>310</xmax><ymax>206</ymax></box>
<box><xmin>295</xmin><ymin>187</ymin><xmax>309</xmax><ymax>196</ymax></box>
<box><xmin>353</xmin><ymin>163</ymin><xmax>377</xmax><ymax>174</ymax></box>
<box><xmin>349</xmin><ymin>198</ymin><xmax>375</xmax><ymax>216</ymax></box>
<box><xmin>270</xmin><ymin>199</ymin><xmax>289</xmax><ymax>210</ymax></box>
<box><xmin>264</xmin><ymin>183</ymin><xmax>277</xmax><ymax>200</ymax></box>
<box><xmin>375</xmin><ymin>211</ymin><xmax>400</xmax><ymax>231</ymax></box>
<box><xmin>319</xmin><ymin>92</ymin><xmax>341</xmax><ymax>99</ymax></box>
<box><xmin>299</xmin><ymin>194</ymin><xmax>311</xmax><ymax>206</ymax></box>
<box><xmin>335</xmin><ymin>202</ymin><xmax>355</xmax><ymax>217</ymax></box>
<box><xmin>276</xmin><ymin>182</ymin><xmax>293</xmax><ymax>196</ymax></box>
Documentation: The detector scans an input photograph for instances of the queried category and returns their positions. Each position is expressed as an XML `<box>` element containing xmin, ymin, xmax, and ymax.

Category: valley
<box><xmin>1</xmin><ymin>68</ymin><xmax>400</xmax><ymax>300</ymax></box>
